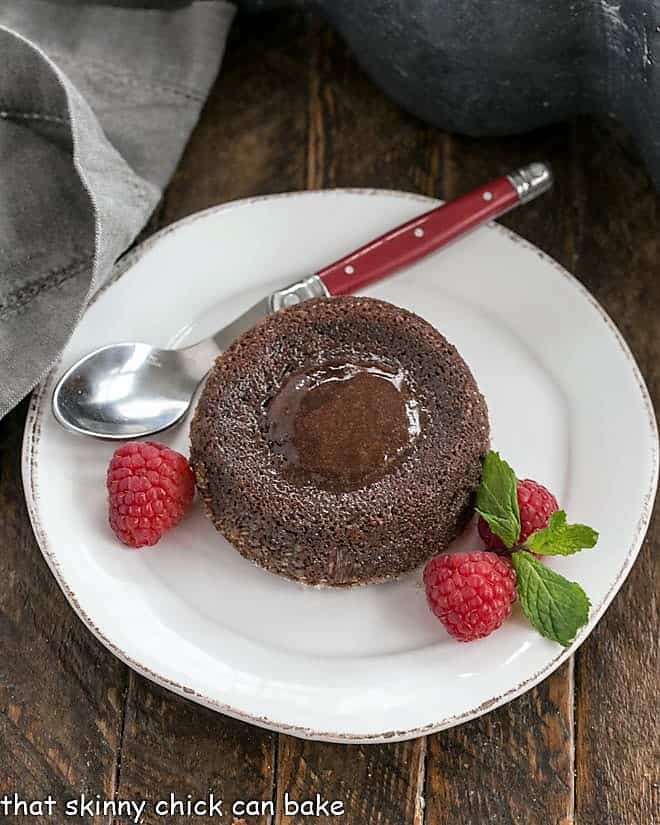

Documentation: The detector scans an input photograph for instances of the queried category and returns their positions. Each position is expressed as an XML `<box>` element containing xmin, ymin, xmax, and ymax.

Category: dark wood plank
<box><xmin>571</xmin><ymin>117</ymin><xmax>659</xmax><ymax>825</ymax></box>
<box><xmin>160</xmin><ymin>10</ymin><xmax>313</xmax><ymax>223</ymax></box>
<box><xmin>424</xmin><ymin>125</ymin><xmax>577</xmax><ymax>825</ymax></box>
<box><xmin>112</xmin><ymin>675</ymin><xmax>275</xmax><ymax>825</ymax></box>
<box><xmin>275</xmin><ymin>736</ymin><xmax>425</xmax><ymax>825</ymax></box>
<box><xmin>0</xmin><ymin>400</ymin><xmax>128</xmax><ymax>822</ymax></box>
<box><xmin>111</xmin><ymin>12</ymin><xmax>316</xmax><ymax>823</ymax></box>
<box><xmin>425</xmin><ymin>661</ymin><xmax>574</xmax><ymax>825</ymax></box>
<box><xmin>303</xmin><ymin>21</ymin><xmax>441</xmax><ymax>194</ymax></box>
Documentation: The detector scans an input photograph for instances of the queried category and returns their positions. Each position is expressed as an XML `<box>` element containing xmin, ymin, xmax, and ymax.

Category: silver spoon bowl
<box><xmin>52</xmin><ymin>342</ymin><xmax>208</xmax><ymax>439</ymax></box>
<box><xmin>51</xmin><ymin>277</ymin><xmax>327</xmax><ymax>439</ymax></box>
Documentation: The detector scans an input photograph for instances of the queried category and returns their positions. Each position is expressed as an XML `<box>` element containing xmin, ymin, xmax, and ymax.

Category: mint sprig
<box><xmin>475</xmin><ymin>451</ymin><xmax>520</xmax><ymax>549</ymax></box>
<box><xmin>525</xmin><ymin>511</ymin><xmax>599</xmax><ymax>556</ymax></box>
<box><xmin>512</xmin><ymin>551</ymin><xmax>591</xmax><ymax>646</ymax></box>
<box><xmin>473</xmin><ymin>450</ymin><xmax>599</xmax><ymax>646</ymax></box>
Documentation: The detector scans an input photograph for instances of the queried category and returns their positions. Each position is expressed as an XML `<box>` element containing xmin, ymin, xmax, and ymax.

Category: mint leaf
<box><xmin>475</xmin><ymin>451</ymin><xmax>520</xmax><ymax>548</ymax></box>
<box><xmin>512</xmin><ymin>551</ymin><xmax>590</xmax><ymax>646</ymax></box>
<box><xmin>525</xmin><ymin>511</ymin><xmax>598</xmax><ymax>556</ymax></box>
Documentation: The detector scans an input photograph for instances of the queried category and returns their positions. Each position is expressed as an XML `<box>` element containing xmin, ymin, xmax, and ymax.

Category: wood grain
<box><xmin>275</xmin><ymin>737</ymin><xmax>426</xmax><ymax>825</ymax></box>
<box><xmin>160</xmin><ymin>10</ymin><xmax>312</xmax><ymax>224</ymax></box>
<box><xmin>303</xmin><ymin>21</ymin><xmax>441</xmax><ymax>195</ymax></box>
<box><xmin>112</xmin><ymin>675</ymin><xmax>275</xmax><ymax>825</ymax></box>
<box><xmin>571</xmin><ymin>117</ymin><xmax>659</xmax><ymax>825</ymax></box>
<box><xmin>0</xmin><ymin>399</ymin><xmax>127</xmax><ymax>822</ymax></box>
<box><xmin>425</xmin><ymin>663</ymin><xmax>574</xmax><ymax>825</ymax></box>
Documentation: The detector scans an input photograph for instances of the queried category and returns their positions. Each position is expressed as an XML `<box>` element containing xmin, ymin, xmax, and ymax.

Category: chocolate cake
<box><xmin>190</xmin><ymin>296</ymin><xmax>489</xmax><ymax>587</ymax></box>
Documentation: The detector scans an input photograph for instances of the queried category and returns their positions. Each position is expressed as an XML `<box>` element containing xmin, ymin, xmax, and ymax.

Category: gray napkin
<box><xmin>0</xmin><ymin>1</ymin><xmax>235</xmax><ymax>418</ymax></box>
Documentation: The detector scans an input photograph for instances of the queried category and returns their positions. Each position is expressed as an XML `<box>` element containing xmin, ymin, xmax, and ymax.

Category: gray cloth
<box><xmin>0</xmin><ymin>1</ymin><xmax>235</xmax><ymax>417</ymax></box>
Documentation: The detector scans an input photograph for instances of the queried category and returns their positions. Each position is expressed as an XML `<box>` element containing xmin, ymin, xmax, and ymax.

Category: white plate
<box><xmin>23</xmin><ymin>190</ymin><xmax>658</xmax><ymax>743</ymax></box>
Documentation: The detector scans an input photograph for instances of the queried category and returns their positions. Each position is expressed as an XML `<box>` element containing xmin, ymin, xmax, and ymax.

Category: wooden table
<box><xmin>1</xmin><ymin>10</ymin><xmax>657</xmax><ymax>825</ymax></box>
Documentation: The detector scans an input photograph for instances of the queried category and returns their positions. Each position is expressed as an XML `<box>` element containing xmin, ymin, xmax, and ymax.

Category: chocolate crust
<box><xmin>190</xmin><ymin>296</ymin><xmax>489</xmax><ymax>587</ymax></box>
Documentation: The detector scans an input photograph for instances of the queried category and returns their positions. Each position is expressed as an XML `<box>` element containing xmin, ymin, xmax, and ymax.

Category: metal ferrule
<box><xmin>507</xmin><ymin>162</ymin><xmax>554</xmax><ymax>204</ymax></box>
<box><xmin>269</xmin><ymin>274</ymin><xmax>330</xmax><ymax>311</ymax></box>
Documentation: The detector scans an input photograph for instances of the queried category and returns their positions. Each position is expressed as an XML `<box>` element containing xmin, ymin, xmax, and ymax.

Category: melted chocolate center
<box><xmin>266</xmin><ymin>361</ymin><xmax>420</xmax><ymax>491</ymax></box>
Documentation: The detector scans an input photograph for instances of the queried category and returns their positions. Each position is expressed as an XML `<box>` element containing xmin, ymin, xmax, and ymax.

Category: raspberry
<box><xmin>423</xmin><ymin>551</ymin><xmax>516</xmax><ymax>641</ymax></box>
<box><xmin>478</xmin><ymin>478</ymin><xmax>558</xmax><ymax>551</ymax></box>
<box><xmin>107</xmin><ymin>441</ymin><xmax>195</xmax><ymax>548</ymax></box>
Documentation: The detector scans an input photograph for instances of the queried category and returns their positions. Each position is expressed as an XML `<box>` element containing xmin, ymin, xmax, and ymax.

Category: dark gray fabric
<box><xmin>0</xmin><ymin>1</ymin><xmax>235</xmax><ymax>416</ymax></box>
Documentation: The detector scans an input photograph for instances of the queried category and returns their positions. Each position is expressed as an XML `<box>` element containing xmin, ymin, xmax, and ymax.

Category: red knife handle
<box><xmin>317</xmin><ymin>164</ymin><xmax>551</xmax><ymax>296</ymax></box>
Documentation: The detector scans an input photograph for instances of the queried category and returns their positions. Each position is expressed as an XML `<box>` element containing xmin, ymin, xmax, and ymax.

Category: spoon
<box><xmin>52</xmin><ymin>162</ymin><xmax>552</xmax><ymax>439</ymax></box>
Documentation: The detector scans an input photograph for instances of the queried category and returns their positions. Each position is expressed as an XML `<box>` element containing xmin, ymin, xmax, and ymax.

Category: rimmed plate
<box><xmin>23</xmin><ymin>190</ymin><xmax>658</xmax><ymax>743</ymax></box>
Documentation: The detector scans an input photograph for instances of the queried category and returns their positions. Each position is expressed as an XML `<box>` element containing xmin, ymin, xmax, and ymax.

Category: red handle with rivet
<box><xmin>317</xmin><ymin>163</ymin><xmax>553</xmax><ymax>296</ymax></box>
